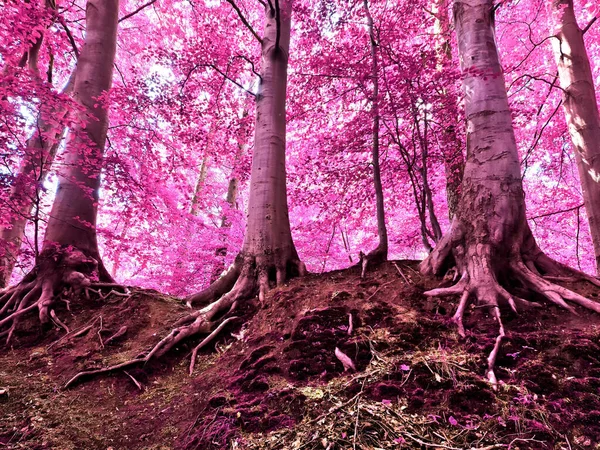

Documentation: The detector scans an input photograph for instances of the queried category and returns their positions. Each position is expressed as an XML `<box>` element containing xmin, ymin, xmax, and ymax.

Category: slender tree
<box><xmin>359</xmin><ymin>0</ymin><xmax>389</xmax><ymax>277</ymax></box>
<box><xmin>432</xmin><ymin>0</ymin><xmax>465</xmax><ymax>220</ymax></box>
<box><xmin>549</xmin><ymin>0</ymin><xmax>600</xmax><ymax>274</ymax></box>
<box><xmin>0</xmin><ymin>0</ymin><xmax>119</xmax><ymax>342</ymax></box>
<box><xmin>0</xmin><ymin>0</ymin><xmax>77</xmax><ymax>287</ymax></box>
<box><xmin>420</xmin><ymin>0</ymin><xmax>600</xmax><ymax>386</ymax></box>
<box><xmin>0</xmin><ymin>71</ymin><xmax>76</xmax><ymax>288</ymax></box>
<box><xmin>186</xmin><ymin>0</ymin><xmax>304</xmax><ymax>308</ymax></box>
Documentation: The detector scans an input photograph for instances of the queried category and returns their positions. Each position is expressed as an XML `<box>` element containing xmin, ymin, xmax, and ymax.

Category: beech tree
<box><xmin>0</xmin><ymin>0</ymin><xmax>119</xmax><ymax>342</ymax></box>
<box><xmin>64</xmin><ymin>0</ymin><xmax>307</xmax><ymax>382</ymax></box>
<box><xmin>359</xmin><ymin>0</ymin><xmax>389</xmax><ymax>277</ymax></box>
<box><xmin>0</xmin><ymin>0</ymin><xmax>77</xmax><ymax>288</ymax></box>
<box><xmin>0</xmin><ymin>71</ymin><xmax>76</xmax><ymax>288</ymax></box>
<box><xmin>420</xmin><ymin>0</ymin><xmax>600</xmax><ymax>385</ymax></box>
<box><xmin>549</xmin><ymin>0</ymin><xmax>600</xmax><ymax>274</ymax></box>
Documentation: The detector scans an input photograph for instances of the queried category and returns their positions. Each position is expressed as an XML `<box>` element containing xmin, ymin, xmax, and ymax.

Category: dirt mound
<box><xmin>2</xmin><ymin>261</ymin><xmax>600</xmax><ymax>449</ymax></box>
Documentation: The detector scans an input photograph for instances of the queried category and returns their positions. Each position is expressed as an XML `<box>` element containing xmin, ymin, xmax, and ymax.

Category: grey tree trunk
<box><xmin>421</xmin><ymin>0</ymin><xmax>600</xmax><ymax>387</ymax></box>
<box><xmin>550</xmin><ymin>0</ymin><xmax>600</xmax><ymax>274</ymax></box>
<box><xmin>433</xmin><ymin>0</ymin><xmax>465</xmax><ymax>220</ymax></box>
<box><xmin>360</xmin><ymin>0</ymin><xmax>388</xmax><ymax>277</ymax></box>
<box><xmin>0</xmin><ymin>0</ymin><xmax>119</xmax><ymax>338</ymax></box>
<box><xmin>186</xmin><ymin>0</ymin><xmax>305</xmax><ymax>307</ymax></box>
<box><xmin>239</xmin><ymin>0</ymin><xmax>303</xmax><ymax>288</ymax></box>
<box><xmin>42</xmin><ymin>0</ymin><xmax>119</xmax><ymax>281</ymax></box>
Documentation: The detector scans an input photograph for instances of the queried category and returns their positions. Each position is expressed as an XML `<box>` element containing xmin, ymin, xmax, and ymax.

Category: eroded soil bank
<box><xmin>1</xmin><ymin>261</ymin><xmax>600</xmax><ymax>449</ymax></box>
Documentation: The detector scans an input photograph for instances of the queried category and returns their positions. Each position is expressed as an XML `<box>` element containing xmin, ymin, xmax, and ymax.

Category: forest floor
<box><xmin>1</xmin><ymin>261</ymin><xmax>600</xmax><ymax>449</ymax></box>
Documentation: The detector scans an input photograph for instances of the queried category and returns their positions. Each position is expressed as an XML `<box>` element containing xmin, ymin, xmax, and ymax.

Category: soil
<box><xmin>1</xmin><ymin>261</ymin><xmax>600</xmax><ymax>449</ymax></box>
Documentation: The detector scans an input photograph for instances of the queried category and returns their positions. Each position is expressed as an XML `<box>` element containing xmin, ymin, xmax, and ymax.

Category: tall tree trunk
<box><xmin>186</xmin><ymin>0</ymin><xmax>305</xmax><ymax>308</ymax></box>
<box><xmin>420</xmin><ymin>0</ymin><xmax>600</xmax><ymax>387</ymax></box>
<box><xmin>432</xmin><ymin>0</ymin><xmax>465</xmax><ymax>220</ymax></box>
<box><xmin>43</xmin><ymin>0</ymin><xmax>118</xmax><ymax>275</ymax></box>
<box><xmin>360</xmin><ymin>0</ymin><xmax>388</xmax><ymax>277</ymax></box>
<box><xmin>86</xmin><ymin>0</ymin><xmax>306</xmax><ymax>374</ymax></box>
<box><xmin>0</xmin><ymin>0</ymin><xmax>119</xmax><ymax>341</ymax></box>
<box><xmin>0</xmin><ymin>72</ymin><xmax>76</xmax><ymax>288</ymax></box>
<box><xmin>550</xmin><ymin>0</ymin><xmax>600</xmax><ymax>274</ymax></box>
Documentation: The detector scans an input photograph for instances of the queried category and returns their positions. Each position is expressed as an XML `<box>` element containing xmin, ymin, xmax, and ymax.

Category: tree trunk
<box><xmin>238</xmin><ymin>0</ymin><xmax>303</xmax><ymax>288</ymax></box>
<box><xmin>550</xmin><ymin>0</ymin><xmax>600</xmax><ymax>274</ymax></box>
<box><xmin>43</xmin><ymin>0</ymin><xmax>118</xmax><ymax>269</ymax></box>
<box><xmin>189</xmin><ymin>156</ymin><xmax>209</xmax><ymax>216</ymax></box>
<box><xmin>360</xmin><ymin>0</ymin><xmax>388</xmax><ymax>277</ymax></box>
<box><xmin>432</xmin><ymin>0</ymin><xmax>465</xmax><ymax>220</ymax></box>
<box><xmin>186</xmin><ymin>0</ymin><xmax>305</xmax><ymax>307</ymax></box>
<box><xmin>0</xmin><ymin>0</ymin><xmax>119</xmax><ymax>341</ymax></box>
<box><xmin>420</xmin><ymin>0</ymin><xmax>600</xmax><ymax>387</ymax></box>
<box><xmin>0</xmin><ymin>71</ymin><xmax>76</xmax><ymax>288</ymax></box>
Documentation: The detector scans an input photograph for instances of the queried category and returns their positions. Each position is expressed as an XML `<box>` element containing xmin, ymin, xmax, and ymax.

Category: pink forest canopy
<box><xmin>1</xmin><ymin>0</ymin><xmax>598</xmax><ymax>295</ymax></box>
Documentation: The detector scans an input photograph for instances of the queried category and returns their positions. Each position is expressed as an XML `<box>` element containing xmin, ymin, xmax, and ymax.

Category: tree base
<box><xmin>421</xmin><ymin>222</ymin><xmax>600</xmax><ymax>388</ymax></box>
<box><xmin>65</xmin><ymin>251</ymin><xmax>306</xmax><ymax>387</ymax></box>
<box><xmin>0</xmin><ymin>247</ymin><xmax>122</xmax><ymax>345</ymax></box>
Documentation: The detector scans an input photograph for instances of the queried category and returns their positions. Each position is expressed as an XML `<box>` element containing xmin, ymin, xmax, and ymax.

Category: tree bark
<box><xmin>432</xmin><ymin>0</ymin><xmax>465</xmax><ymax>220</ymax></box>
<box><xmin>187</xmin><ymin>0</ymin><xmax>305</xmax><ymax>307</ymax></box>
<box><xmin>0</xmin><ymin>0</ymin><xmax>119</xmax><ymax>341</ymax></box>
<box><xmin>239</xmin><ymin>0</ymin><xmax>303</xmax><ymax>286</ymax></box>
<box><xmin>360</xmin><ymin>0</ymin><xmax>388</xmax><ymax>276</ymax></box>
<box><xmin>421</xmin><ymin>0</ymin><xmax>600</xmax><ymax>387</ymax></box>
<box><xmin>550</xmin><ymin>0</ymin><xmax>600</xmax><ymax>274</ymax></box>
<box><xmin>42</xmin><ymin>0</ymin><xmax>119</xmax><ymax>280</ymax></box>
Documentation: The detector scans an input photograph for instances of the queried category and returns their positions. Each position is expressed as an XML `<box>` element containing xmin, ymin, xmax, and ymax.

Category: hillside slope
<box><xmin>1</xmin><ymin>261</ymin><xmax>600</xmax><ymax>449</ymax></box>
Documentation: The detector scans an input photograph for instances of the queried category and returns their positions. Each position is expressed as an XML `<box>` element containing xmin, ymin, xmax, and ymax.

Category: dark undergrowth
<box><xmin>1</xmin><ymin>261</ymin><xmax>599</xmax><ymax>449</ymax></box>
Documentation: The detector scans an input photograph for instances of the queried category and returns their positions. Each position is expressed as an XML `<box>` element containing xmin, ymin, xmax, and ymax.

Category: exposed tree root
<box><xmin>0</xmin><ymin>248</ymin><xmax>121</xmax><ymax>345</ymax></box>
<box><xmin>66</xmin><ymin>251</ymin><xmax>306</xmax><ymax>387</ymax></box>
<box><xmin>421</xmin><ymin>222</ymin><xmax>600</xmax><ymax>388</ymax></box>
<box><xmin>359</xmin><ymin>246</ymin><xmax>387</xmax><ymax>278</ymax></box>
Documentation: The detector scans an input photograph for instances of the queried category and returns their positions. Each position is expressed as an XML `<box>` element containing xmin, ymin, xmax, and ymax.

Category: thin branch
<box><xmin>224</xmin><ymin>0</ymin><xmax>263</xmax><ymax>44</ymax></box>
<box><xmin>119</xmin><ymin>0</ymin><xmax>158</xmax><ymax>22</ymax></box>
<box><xmin>528</xmin><ymin>203</ymin><xmax>583</xmax><ymax>220</ymax></box>
<box><xmin>582</xmin><ymin>16</ymin><xmax>597</xmax><ymax>34</ymax></box>
<box><xmin>233</xmin><ymin>54</ymin><xmax>261</xmax><ymax>80</ymax></box>
<box><xmin>57</xmin><ymin>15</ymin><xmax>79</xmax><ymax>59</ymax></box>
<box><xmin>209</xmin><ymin>64</ymin><xmax>256</xmax><ymax>97</ymax></box>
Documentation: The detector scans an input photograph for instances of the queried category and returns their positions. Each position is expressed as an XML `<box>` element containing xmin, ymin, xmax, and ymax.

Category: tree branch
<box><xmin>528</xmin><ymin>204</ymin><xmax>583</xmax><ymax>220</ymax></box>
<box><xmin>582</xmin><ymin>16</ymin><xmax>597</xmax><ymax>34</ymax></box>
<box><xmin>119</xmin><ymin>0</ymin><xmax>158</xmax><ymax>22</ymax></box>
<box><xmin>210</xmin><ymin>64</ymin><xmax>255</xmax><ymax>97</ymax></box>
<box><xmin>224</xmin><ymin>0</ymin><xmax>263</xmax><ymax>44</ymax></box>
<box><xmin>234</xmin><ymin>54</ymin><xmax>261</xmax><ymax>80</ymax></box>
<box><xmin>57</xmin><ymin>15</ymin><xmax>79</xmax><ymax>59</ymax></box>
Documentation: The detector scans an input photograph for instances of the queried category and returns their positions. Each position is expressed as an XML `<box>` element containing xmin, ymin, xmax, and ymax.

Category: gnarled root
<box><xmin>421</xmin><ymin>222</ymin><xmax>600</xmax><ymax>388</ymax></box>
<box><xmin>0</xmin><ymin>247</ymin><xmax>111</xmax><ymax>345</ymax></box>
<box><xmin>65</xmin><ymin>251</ymin><xmax>307</xmax><ymax>387</ymax></box>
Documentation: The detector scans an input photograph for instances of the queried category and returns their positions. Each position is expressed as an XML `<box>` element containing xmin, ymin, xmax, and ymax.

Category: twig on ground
<box><xmin>393</xmin><ymin>262</ymin><xmax>410</xmax><ymax>284</ymax></box>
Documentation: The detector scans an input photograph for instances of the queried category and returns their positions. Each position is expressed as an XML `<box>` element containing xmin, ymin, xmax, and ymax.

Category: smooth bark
<box><xmin>240</xmin><ymin>0</ymin><xmax>301</xmax><ymax>279</ymax></box>
<box><xmin>43</xmin><ymin>0</ymin><xmax>119</xmax><ymax>280</ymax></box>
<box><xmin>421</xmin><ymin>0</ymin><xmax>600</xmax><ymax>385</ymax></box>
<box><xmin>550</xmin><ymin>0</ymin><xmax>600</xmax><ymax>274</ymax></box>
<box><xmin>432</xmin><ymin>0</ymin><xmax>465</xmax><ymax>220</ymax></box>
<box><xmin>362</xmin><ymin>0</ymin><xmax>388</xmax><ymax>264</ymax></box>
